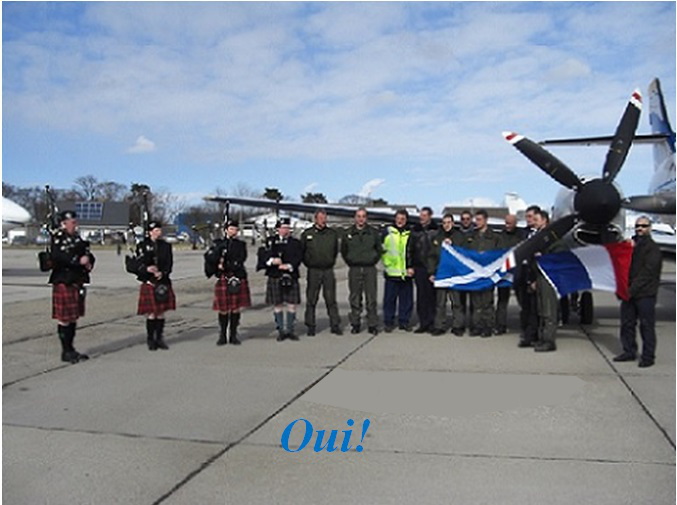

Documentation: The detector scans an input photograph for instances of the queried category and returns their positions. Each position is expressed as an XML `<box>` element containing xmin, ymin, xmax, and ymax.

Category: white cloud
<box><xmin>358</xmin><ymin>178</ymin><xmax>386</xmax><ymax>198</ymax></box>
<box><xmin>127</xmin><ymin>135</ymin><xmax>156</xmax><ymax>154</ymax></box>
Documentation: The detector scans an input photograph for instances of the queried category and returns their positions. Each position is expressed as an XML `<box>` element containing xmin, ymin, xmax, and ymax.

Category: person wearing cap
<box><xmin>300</xmin><ymin>209</ymin><xmax>342</xmax><ymax>336</ymax></box>
<box><xmin>614</xmin><ymin>216</ymin><xmax>662</xmax><ymax>368</ymax></box>
<box><xmin>135</xmin><ymin>220</ymin><xmax>176</xmax><ymax>350</ymax></box>
<box><xmin>257</xmin><ymin>217</ymin><xmax>304</xmax><ymax>341</ymax></box>
<box><xmin>205</xmin><ymin>219</ymin><xmax>251</xmax><ymax>345</ymax></box>
<box><xmin>49</xmin><ymin>210</ymin><xmax>96</xmax><ymax>363</ymax></box>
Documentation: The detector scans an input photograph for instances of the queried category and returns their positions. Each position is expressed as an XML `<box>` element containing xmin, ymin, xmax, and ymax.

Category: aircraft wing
<box><xmin>204</xmin><ymin>195</ymin><xmax>404</xmax><ymax>223</ymax></box>
<box><xmin>540</xmin><ymin>133</ymin><xmax>669</xmax><ymax>147</ymax></box>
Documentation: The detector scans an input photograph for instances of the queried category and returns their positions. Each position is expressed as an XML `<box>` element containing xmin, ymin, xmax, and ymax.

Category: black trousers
<box><xmin>414</xmin><ymin>266</ymin><xmax>436</xmax><ymax>329</ymax></box>
<box><xmin>515</xmin><ymin>280</ymin><xmax>538</xmax><ymax>343</ymax></box>
<box><xmin>620</xmin><ymin>297</ymin><xmax>657</xmax><ymax>361</ymax></box>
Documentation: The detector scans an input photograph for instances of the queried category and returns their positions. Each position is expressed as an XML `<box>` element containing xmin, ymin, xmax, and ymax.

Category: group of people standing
<box><xmin>47</xmin><ymin>205</ymin><xmax>663</xmax><ymax>368</ymax></box>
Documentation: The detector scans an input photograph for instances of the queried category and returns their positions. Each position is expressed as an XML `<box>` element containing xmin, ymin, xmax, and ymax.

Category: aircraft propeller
<box><xmin>504</xmin><ymin>88</ymin><xmax>643</xmax><ymax>262</ymax></box>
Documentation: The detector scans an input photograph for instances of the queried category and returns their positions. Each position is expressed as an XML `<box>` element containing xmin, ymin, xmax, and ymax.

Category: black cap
<box><xmin>59</xmin><ymin>210</ymin><xmax>77</xmax><ymax>222</ymax></box>
<box><xmin>276</xmin><ymin>217</ymin><xmax>291</xmax><ymax>228</ymax></box>
<box><xmin>146</xmin><ymin>220</ymin><xmax>162</xmax><ymax>231</ymax></box>
<box><xmin>225</xmin><ymin>219</ymin><xmax>239</xmax><ymax>228</ymax></box>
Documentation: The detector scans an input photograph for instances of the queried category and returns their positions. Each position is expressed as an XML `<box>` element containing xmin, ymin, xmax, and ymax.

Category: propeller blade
<box><xmin>601</xmin><ymin>89</ymin><xmax>642</xmax><ymax>182</ymax></box>
<box><xmin>512</xmin><ymin>214</ymin><xmax>578</xmax><ymax>265</ymax></box>
<box><xmin>622</xmin><ymin>194</ymin><xmax>676</xmax><ymax>215</ymax></box>
<box><xmin>503</xmin><ymin>132</ymin><xmax>582</xmax><ymax>190</ymax></box>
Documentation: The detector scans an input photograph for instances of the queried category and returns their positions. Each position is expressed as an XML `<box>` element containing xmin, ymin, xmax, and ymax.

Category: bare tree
<box><xmin>73</xmin><ymin>175</ymin><xmax>101</xmax><ymax>201</ymax></box>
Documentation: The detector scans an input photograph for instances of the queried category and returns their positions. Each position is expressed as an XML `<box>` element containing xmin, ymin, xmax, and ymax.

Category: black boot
<box><xmin>217</xmin><ymin>313</ymin><xmax>228</xmax><ymax>346</ymax></box>
<box><xmin>146</xmin><ymin>319</ymin><xmax>158</xmax><ymax>350</ymax></box>
<box><xmin>58</xmin><ymin>325</ymin><xmax>78</xmax><ymax>363</ymax></box>
<box><xmin>155</xmin><ymin>319</ymin><xmax>169</xmax><ymax>350</ymax></box>
<box><xmin>69</xmin><ymin>323</ymin><xmax>89</xmax><ymax>361</ymax></box>
<box><xmin>229</xmin><ymin>313</ymin><xmax>241</xmax><ymax>345</ymax></box>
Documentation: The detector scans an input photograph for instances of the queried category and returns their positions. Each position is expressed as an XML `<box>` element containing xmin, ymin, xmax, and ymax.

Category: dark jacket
<box><xmin>205</xmin><ymin>237</ymin><xmax>248</xmax><ymax>279</ymax></box>
<box><xmin>426</xmin><ymin>228</ymin><xmax>464</xmax><ymax>276</ymax></box>
<box><xmin>629</xmin><ymin>235</ymin><xmax>662</xmax><ymax>299</ymax></box>
<box><xmin>135</xmin><ymin>238</ymin><xmax>173</xmax><ymax>284</ymax></box>
<box><xmin>454</xmin><ymin>227</ymin><xmax>475</xmax><ymax>249</ymax></box>
<box><xmin>257</xmin><ymin>234</ymin><xmax>304</xmax><ymax>279</ymax></box>
<box><xmin>467</xmin><ymin>227</ymin><xmax>500</xmax><ymax>252</ymax></box>
<box><xmin>409</xmin><ymin>221</ymin><xmax>439</xmax><ymax>268</ymax></box>
<box><xmin>48</xmin><ymin>230</ymin><xmax>96</xmax><ymax>285</ymax></box>
<box><xmin>341</xmin><ymin>224</ymin><xmax>382</xmax><ymax>267</ymax></box>
<box><xmin>301</xmin><ymin>225</ymin><xmax>339</xmax><ymax>269</ymax></box>
<box><xmin>497</xmin><ymin>228</ymin><xmax>525</xmax><ymax>249</ymax></box>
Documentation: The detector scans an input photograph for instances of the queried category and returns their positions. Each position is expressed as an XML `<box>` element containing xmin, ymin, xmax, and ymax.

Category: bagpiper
<box><xmin>257</xmin><ymin>217</ymin><xmax>304</xmax><ymax>341</ymax></box>
<box><xmin>49</xmin><ymin>210</ymin><xmax>95</xmax><ymax>363</ymax></box>
<box><xmin>205</xmin><ymin>219</ymin><xmax>251</xmax><ymax>345</ymax></box>
<box><xmin>135</xmin><ymin>220</ymin><xmax>176</xmax><ymax>350</ymax></box>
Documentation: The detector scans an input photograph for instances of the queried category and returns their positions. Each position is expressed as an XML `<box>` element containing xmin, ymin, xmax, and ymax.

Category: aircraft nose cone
<box><xmin>574</xmin><ymin>179</ymin><xmax>621</xmax><ymax>225</ymax></box>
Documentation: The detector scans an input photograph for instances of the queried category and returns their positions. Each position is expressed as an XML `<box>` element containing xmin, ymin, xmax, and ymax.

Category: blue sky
<box><xmin>3</xmin><ymin>2</ymin><xmax>675</xmax><ymax>214</ymax></box>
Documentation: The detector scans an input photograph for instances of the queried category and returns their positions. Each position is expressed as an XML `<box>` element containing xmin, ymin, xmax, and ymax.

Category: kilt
<box><xmin>52</xmin><ymin>283</ymin><xmax>84</xmax><ymax>321</ymax></box>
<box><xmin>213</xmin><ymin>277</ymin><xmax>251</xmax><ymax>312</ymax></box>
<box><xmin>265</xmin><ymin>276</ymin><xmax>301</xmax><ymax>305</ymax></box>
<box><xmin>137</xmin><ymin>282</ymin><xmax>176</xmax><ymax>315</ymax></box>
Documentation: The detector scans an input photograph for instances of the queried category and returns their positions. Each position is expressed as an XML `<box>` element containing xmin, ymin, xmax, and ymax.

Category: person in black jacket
<box><xmin>614</xmin><ymin>216</ymin><xmax>663</xmax><ymax>367</ymax></box>
<box><xmin>49</xmin><ymin>210</ymin><xmax>95</xmax><ymax>363</ymax></box>
<box><xmin>135</xmin><ymin>221</ymin><xmax>175</xmax><ymax>350</ymax></box>
<box><xmin>409</xmin><ymin>207</ymin><xmax>439</xmax><ymax>333</ymax></box>
<box><xmin>206</xmin><ymin>220</ymin><xmax>251</xmax><ymax>346</ymax></box>
<box><xmin>257</xmin><ymin>218</ymin><xmax>304</xmax><ymax>341</ymax></box>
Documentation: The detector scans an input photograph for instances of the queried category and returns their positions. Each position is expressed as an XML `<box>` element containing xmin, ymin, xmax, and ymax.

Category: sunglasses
<box><xmin>635</xmin><ymin>224</ymin><xmax>650</xmax><ymax>229</ymax></box>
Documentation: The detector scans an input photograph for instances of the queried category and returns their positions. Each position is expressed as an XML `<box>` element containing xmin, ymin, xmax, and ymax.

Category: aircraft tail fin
<box><xmin>648</xmin><ymin>78</ymin><xmax>676</xmax><ymax>166</ymax></box>
<box><xmin>504</xmin><ymin>192</ymin><xmax>527</xmax><ymax>219</ymax></box>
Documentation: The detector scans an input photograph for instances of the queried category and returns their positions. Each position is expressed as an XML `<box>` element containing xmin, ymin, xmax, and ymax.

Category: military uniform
<box><xmin>257</xmin><ymin>223</ymin><xmax>304</xmax><ymax>340</ymax></box>
<box><xmin>341</xmin><ymin>223</ymin><xmax>382</xmax><ymax>334</ymax></box>
<box><xmin>427</xmin><ymin>227</ymin><xmax>465</xmax><ymax>334</ymax></box>
<box><xmin>451</xmin><ymin>227</ymin><xmax>475</xmax><ymax>334</ymax></box>
<box><xmin>515</xmin><ymin>227</ymin><xmax>539</xmax><ymax>347</ymax></box>
<box><xmin>49</xmin><ymin>214</ymin><xmax>95</xmax><ymax>363</ymax></box>
<box><xmin>494</xmin><ymin>228</ymin><xmax>525</xmax><ymax>333</ymax></box>
<box><xmin>205</xmin><ymin>227</ymin><xmax>251</xmax><ymax>345</ymax></box>
<box><xmin>135</xmin><ymin>227</ymin><xmax>175</xmax><ymax>350</ymax></box>
<box><xmin>301</xmin><ymin>224</ymin><xmax>341</xmax><ymax>335</ymax></box>
<box><xmin>467</xmin><ymin>227</ymin><xmax>500</xmax><ymax>336</ymax></box>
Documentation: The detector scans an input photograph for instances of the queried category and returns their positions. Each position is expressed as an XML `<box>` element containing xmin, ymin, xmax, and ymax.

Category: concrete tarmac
<box><xmin>2</xmin><ymin>247</ymin><xmax>675</xmax><ymax>504</ymax></box>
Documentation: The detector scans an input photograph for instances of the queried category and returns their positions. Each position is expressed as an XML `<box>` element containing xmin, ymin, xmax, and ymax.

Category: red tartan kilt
<box><xmin>213</xmin><ymin>277</ymin><xmax>251</xmax><ymax>312</ymax></box>
<box><xmin>137</xmin><ymin>282</ymin><xmax>176</xmax><ymax>315</ymax></box>
<box><xmin>52</xmin><ymin>284</ymin><xmax>84</xmax><ymax>321</ymax></box>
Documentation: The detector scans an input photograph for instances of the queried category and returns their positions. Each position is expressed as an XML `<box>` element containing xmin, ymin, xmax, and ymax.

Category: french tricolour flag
<box><xmin>536</xmin><ymin>242</ymin><xmax>633</xmax><ymax>301</ymax></box>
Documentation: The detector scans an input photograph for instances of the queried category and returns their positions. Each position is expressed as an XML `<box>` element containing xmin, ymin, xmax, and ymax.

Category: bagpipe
<box><xmin>37</xmin><ymin>185</ymin><xmax>60</xmax><ymax>272</ymax></box>
<box><xmin>203</xmin><ymin>202</ymin><xmax>229</xmax><ymax>278</ymax></box>
<box><xmin>124</xmin><ymin>187</ymin><xmax>150</xmax><ymax>275</ymax></box>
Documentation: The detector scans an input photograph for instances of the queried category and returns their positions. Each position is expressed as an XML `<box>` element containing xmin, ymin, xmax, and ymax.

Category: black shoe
<box><xmin>534</xmin><ymin>341</ymin><xmax>557</xmax><ymax>352</ymax></box>
<box><xmin>494</xmin><ymin>327</ymin><xmax>507</xmax><ymax>335</ymax></box>
<box><xmin>481</xmin><ymin>330</ymin><xmax>493</xmax><ymax>338</ymax></box>
<box><xmin>518</xmin><ymin>339</ymin><xmax>534</xmax><ymax>348</ymax></box>
<box><xmin>430</xmin><ymin>328</ymin><xmax>445</xmax><ymax>336</ymax></box>
<box><xmin>638</xmin><ymin>359</ymin><xmax>654</xmax><ymax>368</ymax></box>
<box><xmin>288</xmin><ymin>333</ymin><xmax>299</xmax><ymax>341</ymax></box>
<box><xmin>613</xmin><ymin>352</ymin><xmax>636</xmax><ymax>362</ymax></box>
<box><xmin>469</xmin><ymin>329</ymin><xmax>481</xmax><ymax>337</ymax></box>
<box><xmin>331</xmin><ymin>326</ymin><xmax>343</xmax><ymax>336</ymax></box>
<box><xmin>414</xmin><ymin>326</ymin><xmax>429</xmax><ymax>334</ymax></box>
<box><xmin>306</xmin><ymin>327</ymin><xmax>316</xmax><ymax>337</ymax></box>
<box><xmin>230</xmin><ymin>335</ymin><xmax>241</xmax><ymax>345</ymax></box>
<box><xmin>351</xmin><ymin>325</ymin><xmax>361</xmax><ymax>334</ymax></box>
<box><xmin>155</xmin><ymin>339</ymin><xmax>169</xmax><ymax>350</ymax></box>
<box><xmin>148</xmin><ymin>338</ymin><xmax>158</xmax><ymax>351</ymax></box>
<box><xmin>368</xmin><ymin>326</ymin><xmax>379</xmax><ymax>336</ymax></box>
<box><xmin>276</xmin><ymin>333</ymin><xmax>286</xmax><ymax>342</ymax></box>
<box><xmin>61</xmin><ymin>350</ymin><xmax>80</xmax><ymax>364</ymax></box>
<box><xmin>451</xmin><ymin>328</ymin><xmax>464</xmax><ymax>337</ymax></box>
<box><xmin>384</xmin><ymin>325</ymin><xmax>395</xmax><ymax>333</ymax></box>
<box><xmin>399</xmin><ymin>324</ymin><xmax>412</xmax><ymax>332</ymax></box>
<box><xmin>74</xmin><ymin>351</ymin><xmax>89</xmax><ymax>361</ymax></box>
<box><xmin>217</xmin><ymin>335</ymin><xmax>227</xmax><ymax>346</ymax></box>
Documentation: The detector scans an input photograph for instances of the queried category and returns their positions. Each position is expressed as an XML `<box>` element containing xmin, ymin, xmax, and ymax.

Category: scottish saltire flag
<box><xmin>536</xmin><ymin>242</ymin><xmax>633</xmax><ymax>301</ymax></box>
<box><xmin>434</xmin><ymin>244</ymin><xmax>513</xmax><ymax>291</ymax></box>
